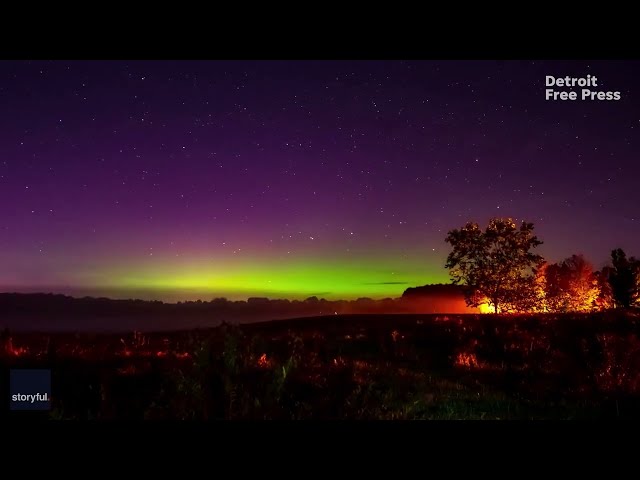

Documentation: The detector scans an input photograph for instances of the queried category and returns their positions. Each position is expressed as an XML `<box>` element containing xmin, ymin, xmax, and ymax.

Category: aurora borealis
<box><xmin>1</xmin><ymin>60</ymin><xmax>639</xmax><ymax>301</ymax></box>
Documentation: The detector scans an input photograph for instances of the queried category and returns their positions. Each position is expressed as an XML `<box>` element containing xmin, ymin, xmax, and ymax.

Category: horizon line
<box><xmin>0</xmin><ymin>284</ymin><xmax>459</xmax><ymax>304</ymax></box>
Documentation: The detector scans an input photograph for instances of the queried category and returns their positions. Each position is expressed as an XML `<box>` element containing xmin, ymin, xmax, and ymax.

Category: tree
<box><xmin>542</xmin><ymin>254</ymin><xmax>599</xmax><ymax>312</ymax></box>
<box><xmin>607</xmin><ymin>249</ymin><xmax>640</xmax><ymax>308</ymax></box>
<box><xmin>500</xmin><ymin>274</ymin><xmax>544</xmax><ymax>313</ymax></box>
<box><xmin>594</xmin><ymin>267</ymin><xmax>614</xmax><ymax>310</ymax></box>
<box><xmin>445</xmin><ymin>218</ymin><xmax>544</xmax><ymax>313</ymax></box>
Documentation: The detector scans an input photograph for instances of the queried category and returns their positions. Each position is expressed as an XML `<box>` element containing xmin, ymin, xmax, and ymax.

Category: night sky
<box><xmin>1</xmin><ymin>60</ymin><xmax>638</xmax><ymax>301</ymax></box>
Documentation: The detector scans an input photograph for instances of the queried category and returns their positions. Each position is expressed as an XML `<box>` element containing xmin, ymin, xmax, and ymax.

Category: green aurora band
<box><xmin>92</xmin><ymin>254</ymin><xmax>448</xmax><ymax>301</ymax></box>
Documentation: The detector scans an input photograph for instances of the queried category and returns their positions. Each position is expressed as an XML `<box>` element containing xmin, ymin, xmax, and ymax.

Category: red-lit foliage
<box><xmin>3</xmin><ymin>311</ymin><xmax>640</xmax><ymax>419</ymax></box>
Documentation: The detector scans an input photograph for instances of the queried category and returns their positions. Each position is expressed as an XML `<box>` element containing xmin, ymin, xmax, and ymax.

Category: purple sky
<box><xmin>0</xmin><ymin>60</ymin><xmax>638</xmax><ymax>300</ymax></box>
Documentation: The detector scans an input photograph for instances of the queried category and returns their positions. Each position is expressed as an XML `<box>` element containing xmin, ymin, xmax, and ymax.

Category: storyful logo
<box><xmin>545</xmin><ymin>75</ymin><xmax>621</xmax><ymax>101</ymax></box>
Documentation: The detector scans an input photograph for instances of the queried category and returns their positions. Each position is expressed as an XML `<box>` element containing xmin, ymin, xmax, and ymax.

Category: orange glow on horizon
<box><xmin>479</xmin><ymin>303</ymin><xmax>493</xmax><ymax>314</ymax></box>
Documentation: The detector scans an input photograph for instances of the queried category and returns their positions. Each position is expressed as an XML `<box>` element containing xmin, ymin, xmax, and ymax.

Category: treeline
<box><xmin>0</xmin><ymin>290</ymin><xmax>474</xmax><ymax>332</ymax></box>
<box><xmin>445</xmin><ymin>218</ymin><xmax>640</xmax><ymax>313</ymax></box>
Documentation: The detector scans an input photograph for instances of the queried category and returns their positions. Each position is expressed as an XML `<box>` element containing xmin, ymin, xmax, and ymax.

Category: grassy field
<box><xmin>3</xmin><ymin>310</ymin><xmax>640</xmax><ymax>419</ymax></box>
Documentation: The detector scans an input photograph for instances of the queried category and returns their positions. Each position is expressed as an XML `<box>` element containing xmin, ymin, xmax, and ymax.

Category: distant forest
<box><xmin>0</xmin><ymin>284</ymin><xmax>473</xmax><ymax>332</ymax></box>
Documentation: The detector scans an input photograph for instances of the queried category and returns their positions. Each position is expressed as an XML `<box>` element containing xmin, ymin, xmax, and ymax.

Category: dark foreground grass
<box><xmin>2</xmin><ymin>310</ymin><xmax>640</xmax><ymax>419</ymax></box>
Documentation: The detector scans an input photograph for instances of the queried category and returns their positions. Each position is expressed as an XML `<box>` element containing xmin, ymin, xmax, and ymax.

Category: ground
<box><xmin>2</xmin><ymin>310</ymin><xmax>640</xmax><ymax>419</ymax></box>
